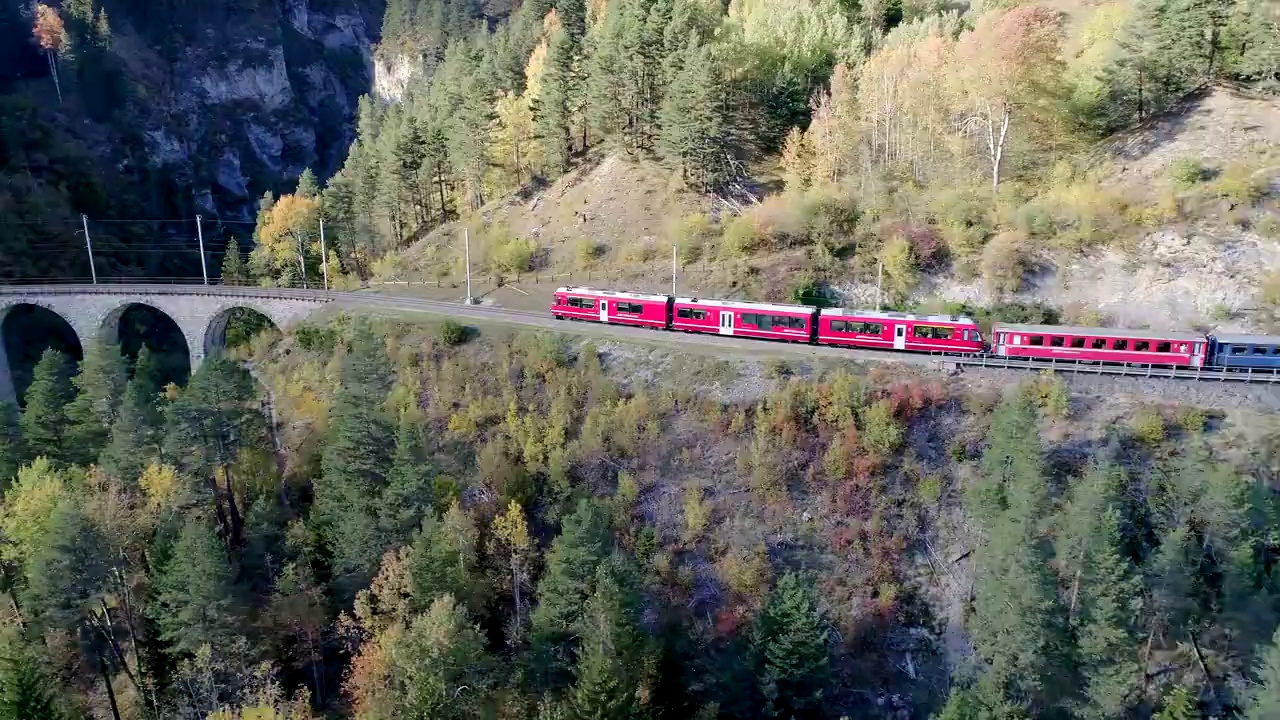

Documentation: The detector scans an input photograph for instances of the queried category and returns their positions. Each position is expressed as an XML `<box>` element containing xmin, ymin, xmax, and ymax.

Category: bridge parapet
<box><xmin>0</xmin><ymin>285</ymin><xmax>330</xmax><ymax>403</ymax></box>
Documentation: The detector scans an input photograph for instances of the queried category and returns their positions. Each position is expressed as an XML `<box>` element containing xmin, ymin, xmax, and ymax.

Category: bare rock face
<box><xmin>138</xmin><ymin>0</ymin><xmax>378</xmax><ymax>220</ymax></box>
<box><xmin>373</xmin><ymin>53</ymin><xmax>422</xmax><ymax>104</ymax></box>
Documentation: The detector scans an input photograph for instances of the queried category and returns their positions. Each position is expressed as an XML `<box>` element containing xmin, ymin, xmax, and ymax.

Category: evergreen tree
<box><xmin>750</xmin><ymin>572</ymin><xmax>830</xmax><ymax>718</ymax></box>
<box><xmin>657</xmin><ymin>39</ymin><xmax>731</xmax><ymax>191</ymax></box>
<box><xmin>19</xmin><ymin>349</ymin><xmax>73</xmax><ymax>464</ymax></box>
<box><xmin>0</xmin><ymin>633</ymin><xmax>65</xmax><ymax>720</ymax></box>
<box><xmin>407</xmin><ymin>502</ymin><xmax>482</xmax><ymax>612</ymax></box>
<box><xmin>967</xmin><ymin>392</ymin><xmax>1069</xmax><ymax>713</ymax></box>
<box><xmin>0</xmin><ymin>403</ymin><xmax>22</xmax><ymax>486</ymax></box>
<box><xmin>1246</xmin><ymin>627</ymin><xmax>1280</xmax><ymax>719</ymax></box>
<box><xmin>570</xmin><ymin>562</ymin><xmax>654</xmax><ymax>720</ymax></box>
<box><xmin>536</xmin><ymin>29</ymin><xmax>576</xmax><ymax>177</ymax></box>
<box><xmin>150</xmin><ymin>518</ymin><xmax>243</xmax><ymax>657</ymax></box>
<box><xmin>530</xmin><ymin>499</ymin><xmax>611</xmax><ymax>687</ymax></box>
<box><xmin>99</xmin><ymin>347</ymin><xmax>164</xmax><ymax>484</ymax></box>
<box><xmin>314</xmin><ymin>320</ymin><xmax>396</xmax><ymax>596</ymax></box>
<box><xmin>392</xmin><ymin>594</ymin><xmax>493</xmax><ymax>720</ymax></box>
<box><xmin>295</xmin><ymin>167</ymin><xmax>320</xmax><ymax>199</ymax></box>
<box><xmin>221</xmin><ymin>237</ymin><xmax>247</xmax><ymax>285</ymax></box>
<box><xmin>379</xmin><ymin>414</ymin><xmax>434</xmax><ymax>544</ymax></box>
<box><xmin>64</xmin><ymin>339</ymin><xmax>127</xmax><ymax>467</ymax></box>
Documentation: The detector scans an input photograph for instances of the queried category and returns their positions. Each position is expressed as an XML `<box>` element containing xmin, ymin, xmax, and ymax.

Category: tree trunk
<box><xmin>512</xmin><ymin>560</ymin><xmax>522</xmax><ymax>624</ymax></box>
<box><xmin>987</xmin><ymin>101</ymin><xmax>1010</xmax><ymax>194</ymax></box>
<box><xmin>46</xmin><ymin>50</ymin><xmax>62</xmax><ymax>104</ymax></box>
<box><xmin>222</xmin><ymin>465</ymin><xmax>243</xmax><ymax>547</ymax></box>
<box><xmin>99</xmin><ymin>652</ymin><xmax>124</xmax><ymax>720</ymax></box>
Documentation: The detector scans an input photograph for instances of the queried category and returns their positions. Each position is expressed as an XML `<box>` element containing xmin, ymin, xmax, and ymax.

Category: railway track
<box><xmin>6</xmin><ymin>284</ymin><xmax>1280</xmax><ymax>385</ymax></box>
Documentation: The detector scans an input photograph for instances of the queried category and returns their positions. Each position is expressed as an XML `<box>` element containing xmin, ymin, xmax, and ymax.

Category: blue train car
<box><xmin>1209</xmin><ymin>334</ymin><xmax>1280</xmax><ymax>369</ymax></box>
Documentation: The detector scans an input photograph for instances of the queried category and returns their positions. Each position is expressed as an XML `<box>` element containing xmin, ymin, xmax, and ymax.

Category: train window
<box><xmin>1253</xmin><ymin>346</ymin><xmax>1268</xmax><ymax>355</ymax></box>
<box><xmin>617</xmin><ymin>302</ymin><xmax>643</xmax><ymax>313</ymax></box>
<box><xmin>1050</xmin><ymin>336</ymin><xmax>1065</xmax><ymax>347</ymax></box>
<box><xmin>790</xmin><ymin>317</ymin><xmax>807</xmax><ymax>329</ymax></box>
<box><xmin>1070</xmin><ymin>337</ymin><xmax>1086</xmax><ymax>348</ymax></box>
<box><xmin>1134</xmin><ymin>341</ymin><xmax>1150</xmax><ymax>352</ymax></box>
<box><xmin>1091</xmin><ymin>338</ymin><xmax>1106</xmax><ymax>349</ymax></box>
<box><xmin>567</xmin><ymin>297</ymin><xmax>583</xmax><ymax>308</ymax></box>
<box><xmin>582</xmin><ymin>299</ymin><xmax>596</xmax><ymax>309</ymax></box>
<box><xmin>1156</xmin><ymin>342</ymin><xmax>1171</xmax><ymax>353</ymax></box>
<box><xmin>861</xmin><ymin>322</ymin><xmax>883</xmax><ymax>334</ymax></box>
<box><xmin>677</xmin><ymin>308</ymin><xmax>691</xmax><ymax>319</ymax></box>
<box><xmin>1271</xmin><ymin>346</ymin><xmax>1280</xmax><ymax>356</ymax></box>
<box><xmin>1231</xmin><ymin>345</ymin><xmax>1246</xmax><ymax>355</ymax></box>
<box><xmin>914</xmin><ymin>325</ymin><xmax>954</xmax><ymax>339</ymax></box>
<box><xmin>1029</xmin><ymin>336</ymin><xmax>1044</xmax><ymax>346</ymax></box>
<box><xmin>691</xmin><ymin>309</ymin><xmax>706</xmax><ymax>320</ymax></box>
<box><xmin>1114</xmin><ymin>339</ymin><xmax>1128</xmax><ymax>350</ymax></box>
<box><xmin>742</xmin><ymin>314</ymin><xmax>758</xmax><ymax>326</ymax></box>
<box><xmin>830</xmin><ymin>320</ymin><xmax>847</xmax><ymax>332</ymax></box>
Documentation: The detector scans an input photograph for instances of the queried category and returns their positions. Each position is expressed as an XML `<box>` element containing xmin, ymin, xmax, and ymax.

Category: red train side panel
<box><xmin>992</xmin><ymin>323</ymin><xmax>1206</xmax><ymax>367</ymax></box>
<box><xmin>672</xmin><ymin>297</ymin><xmax>817</xmax><ymax>341</ymax></box>
<box><xmin>817</xmin><ymin>309</ymin><xmax>984</xmax><ymax>354</ymax></box>
<box><xmin>551</xmin><ymin>287</ymin><xmax>671</xmax><ymax>328</ymax></box>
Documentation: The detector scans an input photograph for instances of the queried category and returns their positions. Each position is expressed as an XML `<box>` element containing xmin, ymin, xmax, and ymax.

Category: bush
<box><xmin>439</xmin><ymin>319</ymin><xmax>467</xmax><ymax>346</ymax></box>
<box><xmin>1175</xmin><ymin>406</ymin><xmax>1206</xmax><ymax>434</ymax></box>
<box><xmin>765</xmin><ymin>359</ymin><xmax>792</xmax><ymax>378</ymax></box>
<box><xmin>881</xmin><ymin>235</ymin><xmax>919</xmax><ymax>301</ymax></box>
<box><xmin>575</xmin><ymin>238</ymin><xmax>604</xmax><ymax>269</ymax></box>
<box><xmin>981</xmin><ymin>231</ymin><xmax>1030</xmax><ymax>295</ymax></box>
<box><xmin>683</xmin><ymin>487</ymin><xmax>710</xmax><ymax>543</ymax></box>
<box><xmin>1169</xmin><ymin>157</ymin><xmax>1208</xmax><ymax>189</ymax></box>
<box><xmin>491</xmin><ymin>236</ymin><xmax>538</xmax><ymax>273</ymax></box>
<box><xmin>721</xmin><ymin>215</ymin><xmax>763</xmax><ymax>258</ymax></box>
<box><xmin>1213</xmin><ymin>163</ymin><xmax>1265</xmax><ymax>204</ymax></box>
<box><xmin>1031</xmin><ymin>371</ymin><xmax>1070</xmax><ymax>419</ymax></box>
<box><xmin>1131</xmin><ymin>408</ymin><xmax>1166</xmax><ymax>447</ymax></box>
<box><xmin>860</xmin><ymin>400</ymin><xmax>905</xmax><ymax>456</ymax></box>
<box><xmin>917</xmin><ymin>474</ymin><xmax>943</xmax><ymax>506</ymax></box>
<box><xmin>294</xmin><ymin>323</ymin><xmax>337</xmax><ymax>353</ymax></box>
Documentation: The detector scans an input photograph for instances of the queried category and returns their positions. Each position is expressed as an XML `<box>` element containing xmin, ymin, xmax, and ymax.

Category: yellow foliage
<box><xmin>683</xmin><ymin>486</ymin><xmax>711</xmax><ymax>543</ymax></box>
<box><xmin>251</xmin><ymin>194</ymin><xmax>321</xmax><ymax>281</ymax></box>
<box><xmin>717</xmin><ymin>543</ymin><xmax>772</xmax><ymax>599</ymax></box>
<box><xmin>880</xmin><ymin>234</ymin><xmax>918</xmax><ymax>301</ymax></box>
<box><xmin>140</xmin><ymin>462</ymin><xmax>181</xmax><ymax>512</ymax></box>
<box><xmin>0</xmin><ymin>458</ymin><xmax>70</xmax><ymax>567</ymax></box>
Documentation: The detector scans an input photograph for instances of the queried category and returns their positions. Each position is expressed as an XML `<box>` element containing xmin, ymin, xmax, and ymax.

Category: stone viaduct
<box><xmin>0</xmin><ymin>285</ymin><xmax>330</xmax><ymax>402</ymax></box>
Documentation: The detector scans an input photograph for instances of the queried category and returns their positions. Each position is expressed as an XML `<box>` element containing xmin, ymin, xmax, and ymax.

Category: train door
<box><xmin>719</xmin><ymin>311</ymin><xmax>734</xmax><ymax>336</ymax></box>
<box><xmin>893</xmin><ymin>324</ymin><xmax>906</xmax><ymax>350</ymax></box>
<box><xmin>599</xmin><ymin>300</ymin><xmax>608</xmax><ymax>322</ymax></box>
<box><xmin>1191</xmin><ymin>341</ymin><xmax>1205</xmax><ymax>368</ymax></box>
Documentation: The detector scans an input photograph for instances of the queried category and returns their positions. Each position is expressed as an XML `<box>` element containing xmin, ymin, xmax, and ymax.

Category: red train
<box><xmin>552</xmin><ymin>286</ymin><xmax>984</xmax><ymax>355</ymax></box>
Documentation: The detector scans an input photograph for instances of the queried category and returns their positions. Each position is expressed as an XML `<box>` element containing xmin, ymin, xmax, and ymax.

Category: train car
<box><xmin>551</xmin><ymin>287</ymin><xmax>672</xmax><ymax>328</ymax></box>
<box><xmin>992</xmin><ymin>323</ymin><xmax>1207</xmax><ymax>368</ymax></box>
<box><xmin>671</xmin><ymin>297</ymin><xmax>817</xmax><ymax>341</ymax></box>
<box><xmin>817</xmin><ymin>309</ymin><xmax>984</xmax><ymax>354</ymax></box>
<box><xmin>1209</xmin><ymin>334</ymin><xmax>1280</xmax><ymax>369</ymax></box>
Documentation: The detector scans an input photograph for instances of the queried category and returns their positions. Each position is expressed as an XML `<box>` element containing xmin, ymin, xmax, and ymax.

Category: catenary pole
<box><xmin>196</xmin><ymin>214</ymin><xmax>208</xmax><ymax>284</ymax></box>
<box><xmin>82</xmin><ymin>214</ymin><xmax>96</xmax><ymax>285</ymax></box>
<box><xmin>319</xmin><ymin>217</ymin><xmax>329</xmax><ymax>290</ymax></box>
<box><xmin>876</xmin><ymin>258</ymin><xmax>883</xmax><ymax>312</ymax></box>
<box><xmin>672</xmin><ymin>242</ymin><xmax>677</xmax><ymax>296</ymax></box>
<box><xmin>464</xmin><ymin>227</ymin><xmax>472</xmax><ymax>304</ymax></box>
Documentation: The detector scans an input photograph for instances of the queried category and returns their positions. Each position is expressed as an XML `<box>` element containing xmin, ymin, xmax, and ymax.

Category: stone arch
<box><xmin>99</xmin><ymin>301</ymin><xmax>193</xmax><ymax>388</ymax></box>
<box><xmin>0</xmin><ymin>301</ymin><xmax>85</xmax><ymax>404</ymax></box>
<box><xmin>203</xmin><ymin>305</ymin><xmax>283</xmax><ymax>357</ymax></box>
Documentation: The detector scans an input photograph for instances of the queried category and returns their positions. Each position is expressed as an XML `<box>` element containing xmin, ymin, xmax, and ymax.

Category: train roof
<box><xmin>674</xmin><ymin>297</ymin><xmax>818</xmax><ymax>314</ymax></box>
<box><xmin>993</xmin><ymin>323</ymin><xmax>1205</xmax><ymax>341</ymax></box>
<box><xmin>822</xmin><ymin>308</ymin><xmax>977</xmax><ymax>324</ymax></box>
<box><xmin>1211</xmin><ymin>333</ymin><xmax>1280</xmax><ymax>346</ymax></box>
<box><xmin>555</xmin><ymin>287</ymin><xmax>671</xmax><ymax>302</ymax></box>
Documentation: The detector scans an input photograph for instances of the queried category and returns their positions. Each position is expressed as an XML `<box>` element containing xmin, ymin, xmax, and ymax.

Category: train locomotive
<box><xmin>551</xmin><ymin>286</ymin><xmax>1280</xmax><ymax>373</ymax></box>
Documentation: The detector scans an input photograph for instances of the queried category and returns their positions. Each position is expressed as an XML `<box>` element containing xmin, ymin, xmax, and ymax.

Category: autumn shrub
<box><xmin>683</xmin><ymin>486</ymin><xmax>711</xmax><ymax>543</ymax></box>
<box><xmin>1169</xmin><ymin>157</ymin><xmax>1208</xmax><ymax>189</ymax></box>
<box><xmin>717</xmin><ymin>544</ymin><xmax>772</xmax><ymax>599</ymax></box>
<box><xmin>884</xmin><ymin>380</ymin><xmax>945</xmax><ymax>420</ymax></box>
<box><xmin>821</xmin><ymin>428</ymin><xmax>859</xmax><ymax>483</ymax></box>
<box><xmin>622</xmin><ymin>240</ymin><xmax>657</xmax><ymax>264</ymax></box>
<box><xmin>750</xmin><ymin>194</ymin><xmax>811</xmax><ymax>248</ymax></box>
<box><xmin>816</xmin><ymin>369</ymin><xmax>867</xmax><ymax>429</ymax></box>
<box><xmin>574</xmin><ymin>238</ymin><xmax>604</xmax><ymax>269</ymax></box>
<box><xmin>491</xmin><ymin>236</ymin><xmax>538</xmax><ymax>273</ymax></box>
<box><xmin>1175</xmin><ymin>406</ymin><xmax>1206</xmax><ymax>434</ymax></box>
<box><xmin>1213</xmin><ymin>162</ymin><xmax>1266</xmax><ymax>204</ymax></box>
<box><xmin>1027</xmin><ymin>371</ymin><xmax>1070</xmax><ymax>419</ymax></box>
<box><xmin>880</xmin><ymin>235</ymin><xmax>919</xmax><ymax>302</ymax></box>
<box><xmin>765</xmin><ymin>359</ymin><xmax>792</xmax><ymax>378</ymax></box>
<box><xmin>980</xmin><ymin>230</ymin><xmax>1030</xmax><ymax>295</ymax></box>
<box><xmin>860</xmin><ymin>400</ymin><xmax>905</xmax><ymax>456</ymax></box>
<box><xmin>721</xmin><ymin>215</ymin><xmax>763</xmax><ymax>258</ymax></box>
<box><xmin>1131</xmin><ymin>408</ymin><xmax>1166</xmax><ymax>447</ymax></box>
<box><xmin>439</xmin><ymin>319</ymin><xmax>467</xmax><ymax>346</ymax></box>
<box><xmin>294</xmin><ymin>324</ymin><xmax>337</xmax><ymax>353</ymax></box>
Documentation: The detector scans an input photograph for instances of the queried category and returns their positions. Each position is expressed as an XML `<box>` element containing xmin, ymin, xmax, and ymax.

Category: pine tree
<box><xmin>295</xmin><ymin>168</ymin><xmax>320</xmax><ymax>198</ymax></box>
<box><xmin>63</xmin><ymin>339</ymin><xmax>127</xmax><ymax>467</ymax></box>
<box><xmin>569</xmin><ymin>562</ymin><xmax>653</xmax><ymax>720</ymax></box>
<box><xmin>150</xmin><ymin>519</ymin><xmax>243</xmax><ymax>657</ymax></box>
<box><xmin>530</xmin><ymin>499</ymin><xmax>611</xmax><ymax>687</ymax></box>
<box><xmin>0</xmin><ymin>403</ymin><xmax>22</xmax><ymax>487</ymax></box>
<box><xmin>657</xmin><ymin>39</ymin><xmax>730</xmax><ymax>191</ymax></box>
<box><xmin>407</xmin><ymin>502</ymin><xmax>481</xmax><ymax>611</ymax></box>
<box><xmin>1246</xmin><ymin>627</ymin><xmax>1280</xmax><ymax>719</ymax></box>
<box><xmin>314</xmin><ymin>320</ymin><xmax>396</xmax><ymax>596</ymax></box>
<box><xmin>19</xmin><ymin>349</ymin><xmax>73</xmax><ymax>464</ymax></box>
<box><xmin>392</xmin><ymin>594</ymin><xmax>493</xmax><ymax>720</ymax></box>
<box><xmin>536</xmin><ymin>28</ymin><xmax>577</xmax><ymax>177</ymax></box>
<box><xmin>221</xmin><ymin>237</ymin><xmax>247</xmax><ymax>285</ymax></box>
<box><xmin>379</xmin><ymin>414</ymin><xmax>434</xmax><ymax>544</ymax></box>
<box><xmin>750</xmin><ymin>572</ymin><xmax>830</xmax><ymax>718</ymax></box>
<box><xmin>99</xmin><ymin>347</ymin><xmax>164</xmax><ymax>484</ymax></box>
<box><xmin>0</xmin><ymin>633</ymin><xmax>65</xmax><ymax>720</ymax></box>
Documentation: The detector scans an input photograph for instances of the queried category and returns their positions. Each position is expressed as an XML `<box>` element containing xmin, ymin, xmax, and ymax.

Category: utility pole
<box><xmin>81</xmin><ymin>214</ymin><xmax>96</xmax><ymax>285</ymax></box>
<box><xmin>296</xmin><ymin>233</ymin><xmax>308</xmax><ymax>289</ymax></box>
<box><xmin>464</xmin><ymin>227</ymin><xmax>473</xmax><ymax>304</ymax></box>
<box><xmin>319</xmin><ymin>217</ymin><xmax>329</xmax><ymax>290</ymax></box>
<box><xmin>876</xmin><ymin>258</ymin><xmax>883</xmax><ymax>312</ymax></box>
<box><xmin>196</xmin><ymin>215</ymin><xmax>208</xmax><ymax>285</ymax></box>
<box><xmin>672</xmin><ymin>242</ymin><xmax>677</xmax><ymax>296</ymax></box>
